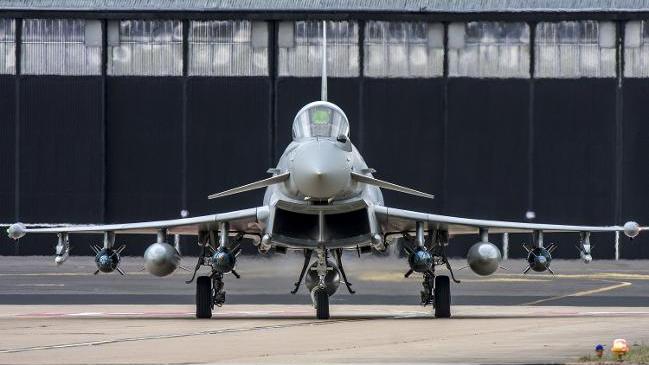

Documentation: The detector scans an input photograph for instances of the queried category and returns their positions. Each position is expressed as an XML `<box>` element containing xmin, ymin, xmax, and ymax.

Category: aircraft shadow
<box><xmin>30</xmin><ymin>313</ymin><xmax>617</xmax><ymax>321</ymax></box>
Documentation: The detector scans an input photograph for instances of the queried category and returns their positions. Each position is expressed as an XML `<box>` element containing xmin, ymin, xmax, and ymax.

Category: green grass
<box><xmin>578</xmin><ymin>343</ymin><xmax>649</xmax><ymax>364</ymax></box>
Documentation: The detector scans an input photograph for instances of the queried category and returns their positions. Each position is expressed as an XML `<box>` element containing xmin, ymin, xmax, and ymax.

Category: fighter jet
<box><xmin>5</xmin><ymin>22</ymin><xmax>644</xmax><ymax>319</ymax></box>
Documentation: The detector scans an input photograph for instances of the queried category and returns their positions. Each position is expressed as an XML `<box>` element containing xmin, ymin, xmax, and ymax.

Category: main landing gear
<box><xmin>189</xmin><ymin>223</ymin><xmax>240</xmax><ymax>319</ymax></box>
<box><xmin>196</xmin><ymin>275</ymin><xmax>213</xmax><ymax>318</ymax></box>
<box><xmin>403</xmin><ymin>223</ymin><xmax>456</xmax><ymax>318</ymax></box>
<box><xmin>195</xmin><ymin>273</ymin><xmax>226</xmax><ymax>319</ymax></box>
<box><xmin>417</xmin><ymin>269</ymin><xmax>451</xmax><ymax>318</ymax></box>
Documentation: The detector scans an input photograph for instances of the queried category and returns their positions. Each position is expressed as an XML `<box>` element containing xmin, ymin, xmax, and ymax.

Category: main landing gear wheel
<box><xmin>196</xmin><ymin>276</ymin><xmax>212</xmax><ymax>319</ymax></box>
<box><xmin>434</xmin><ymin>275</ymin><xmax>451</xmax><ymax>318</ymax></box>
<box><xmin>314</xmin><ymin>288</ymin><xmax>330</xmax><ymax>320</ymax></box>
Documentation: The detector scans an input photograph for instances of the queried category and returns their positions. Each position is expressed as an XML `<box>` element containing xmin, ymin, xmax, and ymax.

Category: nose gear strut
<box><xmin>334</xmin><ymin>248</ymin><xmax>355</xmax><ymax>294</ymax></box>
<box><xmin>291</xmin><ymin>248</ymin><xmax>355</xmax><ymax>295</ymax></box>
<box><xmin>291</xmin><ymin>249</ymin><xmax>313</xmax><ymax>294</ymax></box>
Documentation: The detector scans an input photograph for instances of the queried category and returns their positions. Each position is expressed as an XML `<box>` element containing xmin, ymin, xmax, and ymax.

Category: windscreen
<box><xmin>292</xmin><ymin>103</ymin><xmax>350</xmax><ymax>139</ymax></box>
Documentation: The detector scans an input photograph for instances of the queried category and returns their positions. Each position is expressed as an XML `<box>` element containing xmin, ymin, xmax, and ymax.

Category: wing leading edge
<box><xmin>373</xmin><ymin>205</ymin><xmax>642</xmax><ymax>237</ymax></box>
<box><xmin>7</xmin><ymin>206</ymin><xmax>269</xmax><ymax>239</ymax></box>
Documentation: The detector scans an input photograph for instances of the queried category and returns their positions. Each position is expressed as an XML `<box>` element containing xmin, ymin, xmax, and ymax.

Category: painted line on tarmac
<box><xmin>520</xmin><ymin>280</ymin><xmax>632</xmax><ymax>306</ymax></box>
<box><xmin>0</xmin><ymin>317</ymin><xmax>378</xmax><ymax>354</ymax></box>
<box><xmin>12</xmin><ymin>309</ymin><xmax>309</xmax><ymax>318</ymax></box>
<box><xmin>502</xmin><ymin>272</ymin><xmax>649</xmax><ymax>281</ymax></box>
<box><xmin>357</xmin><ymin>272</ymin><xmax>550</xmax><ymax>282</ymax></box>
<box><xmin>0</xmin><ymin>272</ymin><xmax>150</xmax><ymax>276</ymax></box>
<box><xmin>14</xmin><ymin>283</ymin><xmax>64</xmax><ymax>287</ymax></box>
<box><xmin>357</xmin><ymin>271</ymin><xmax>649</xmax><ymax>283</ymax></box>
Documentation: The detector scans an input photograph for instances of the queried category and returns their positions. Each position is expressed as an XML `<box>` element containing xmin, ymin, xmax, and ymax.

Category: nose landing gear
<box><xmin>290</xmin><ymin>247</ymin><xmax>355</xmax><ymax>320</ymax></box>
<box><xmin>312</xmin><ymin>248</ymin><xmax>331</xmax><ymax>319</ymax></box>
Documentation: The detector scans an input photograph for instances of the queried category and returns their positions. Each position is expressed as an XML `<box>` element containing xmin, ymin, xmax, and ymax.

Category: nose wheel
<box><xmin>313</xmin><ymin>287</ymin><xmax>330</xmax><ymax>319</ymax></box>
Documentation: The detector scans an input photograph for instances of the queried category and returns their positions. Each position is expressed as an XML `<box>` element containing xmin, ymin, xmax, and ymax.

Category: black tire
<box><xmin>315</xmin><ymin>288</ymin><xmax>330</xmax><ymax>320</ymax></box>
<box><xmin>196</xmin><ymin>276</ymin><xmax>212</xmax><ymax>319</ymax></box>
<box><xmin>434</xmin><ymin>275</ymin><xmax>451</xmax><ymax>318</ymax></box>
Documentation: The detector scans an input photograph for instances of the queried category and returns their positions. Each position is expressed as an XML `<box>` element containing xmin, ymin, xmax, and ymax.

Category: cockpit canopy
<box><xmin>292</xmin><ymin>101</ymin><xmax>350</xmax><ymax>140</ymax></box>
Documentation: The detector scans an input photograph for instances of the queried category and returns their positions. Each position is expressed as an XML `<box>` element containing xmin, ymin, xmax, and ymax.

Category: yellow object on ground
<box><xmin>612</xmin><ymin>338</ymin><xmax>629</xmax><ymax>359</ymax></box>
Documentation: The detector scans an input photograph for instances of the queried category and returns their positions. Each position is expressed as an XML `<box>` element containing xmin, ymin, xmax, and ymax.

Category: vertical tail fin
<box><xmin>321</xmin><ymin>20</ymin><xmax>327</xmax><ymax>102</ymax></box>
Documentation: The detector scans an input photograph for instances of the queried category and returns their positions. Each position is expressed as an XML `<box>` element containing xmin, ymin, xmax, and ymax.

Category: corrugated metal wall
<box><xmin>0</xmin><ymin>76</ymin><xmax>15</xmax><ymax>237</ymax></box>
<box><xmin>186</xmin><ymin>77</ymin><xmax>271</xmax><ymax>216</ymax></box>
<box><xmin>19</xmin><ymin>77</ymin><xmax>104</xmax><ymax>223</ymax></box>
<box><xmin>622</xmin><ymin>79</ymin><xmax>649</xmax><ymax>259</ymax></box>
<box><xmin>16</xmin><ymin>76</ymin><xmax>104</xmax><ymax>256</ymax></box>
<box><xmin>105</xmin><ymin>77</ymin><xmax>184</xmax><ymax>254</ymax></box>
<box><xmin>360</xmin><ymin>78</ymin><xmax>445</xmax><ymax>214</ymax></box>
<box><xmin>444</xmin><ymin>79</ymin><xmax>530</xmax><ymax>257</ymax></box>
<box><xmin>533</xmin><ymin>79</ymin><xmax>617</xmax><ymax>259</ymax></box>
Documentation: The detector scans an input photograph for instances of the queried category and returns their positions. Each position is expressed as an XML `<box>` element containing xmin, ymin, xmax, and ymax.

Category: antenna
<box><xmin>321</xmin><ymin>20</ymin><xmax>327</xmax><ymax>101</ymax></box>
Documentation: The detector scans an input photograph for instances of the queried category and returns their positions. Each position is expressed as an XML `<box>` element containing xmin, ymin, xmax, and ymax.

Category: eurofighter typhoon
<box><xmin>6</xmin><ymin>22</ymin><xmax>644</xmax><ymax>319</ymax></box>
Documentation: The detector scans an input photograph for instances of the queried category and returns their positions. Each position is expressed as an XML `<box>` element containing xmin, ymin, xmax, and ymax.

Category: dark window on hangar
<box><xmin>188</xmin><ymin>20</ymin><xmax>268</xmax><ymax>76</ymax></box>
<box><xmin>278</xmin><ymin>20</ymin><xmax>359</xmax><ymax>77</ymax></box>
<box><xmin>535</xmin><ymin>21</ymin><xmax>616</xmax><ymax>78</ymax></box>
<box><xmin>448</xmin><ymin>22</ymin><xmax>530</xmax><ymax>78</ymax></box>
<box><xmin>364</xmin><ymin>21</ymin><xmax>444</xmax><ymax>78</ymax></box>
<box><xmin>22</xmin><ymin>19</ymin><xmax>101</xmax><ymax>76</ymax></box>
<box><xmin>107</xmin><ymin>20</ymin><xmax>182</xmax><ymax>76</ymax></box>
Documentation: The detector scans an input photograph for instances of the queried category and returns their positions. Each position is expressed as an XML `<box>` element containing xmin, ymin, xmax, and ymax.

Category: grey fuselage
<box><xmin>260</xmin><ymin>102</ymin><xmax>384</xmax><ymax>249</ymax></box>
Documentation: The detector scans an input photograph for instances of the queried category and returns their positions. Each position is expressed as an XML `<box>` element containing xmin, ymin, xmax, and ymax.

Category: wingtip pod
<box><xmin>7</xmin><ymin>223</ymin><xmax>26</xmax><ymax>240</ymax></box>
<box><xmin>623</xmin><ymin>221</ymin><xmax>641</xmax><ymax>239</ymax></box>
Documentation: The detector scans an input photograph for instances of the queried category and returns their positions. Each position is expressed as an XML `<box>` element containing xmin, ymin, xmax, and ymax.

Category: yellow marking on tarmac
<box><xmin>358</xmin><ymin>271</ymin><xmax>649</xmax><ymax>283</ymax></box>
<box><xmin>501</xmin><ymin>272</ymin><xmax>649</xmax><ymax>281</ymax></box>
<box><xmin>357</xmin><ymin>272</ymin><xmax>550</xmax><ymax>282</ymax></box>
<box><xmin>520</xmin><ymin>280</ymin><xmax>632</xmax><ymax>306</ymax></box>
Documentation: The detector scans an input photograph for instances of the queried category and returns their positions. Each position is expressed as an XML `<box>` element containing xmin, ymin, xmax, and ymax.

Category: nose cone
<box><xmin>292</xmin><ymin>141</ymin><xmax>351</xmax><ymax>199</ymax></box>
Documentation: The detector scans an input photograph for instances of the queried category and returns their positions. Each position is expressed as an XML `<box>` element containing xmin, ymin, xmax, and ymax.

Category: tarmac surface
<box><xmin>1</xmin><ymin>255</ymin><xmax>649</xmax><ymax>306</ymax></box>
<box><xmin>1</xmin><ymin>255</ymin><xmax>649</xmax><ymax>364</ymax></box>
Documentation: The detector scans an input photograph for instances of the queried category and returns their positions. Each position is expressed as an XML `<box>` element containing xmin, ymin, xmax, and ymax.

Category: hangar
<box><xmin>1</xmin><ymin>0</ymin><xmax>648</xmax><ymax>259</ymax></box>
